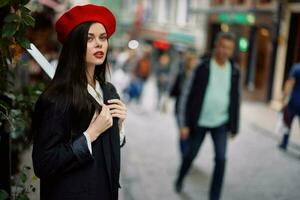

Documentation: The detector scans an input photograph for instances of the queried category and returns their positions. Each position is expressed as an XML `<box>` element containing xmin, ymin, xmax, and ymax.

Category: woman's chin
<box><xmin>90</xmin><ymin>60</ymin><xmax>104</xmax><ymax>65</ymax></box>
<box><xmin>86</xmin><ymin>56</ymin><xmax>106</xmax><ymax>66</ymax></box>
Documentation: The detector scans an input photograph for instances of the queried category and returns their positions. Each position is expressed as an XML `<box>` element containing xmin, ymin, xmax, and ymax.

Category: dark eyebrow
<box><xmin>88</xmin><ymin>33</ymin><xmax>107</xmax><ymax>36</ymax></box>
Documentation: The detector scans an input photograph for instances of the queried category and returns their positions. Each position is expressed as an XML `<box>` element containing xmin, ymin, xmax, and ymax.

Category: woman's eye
<box><xmin>88</xmin><ymin>37</ymin><xmax>93</xmax><ymax>42</ymax></box>
<box><xmin>100</xmin><ymin>36</ymin><xmax>107</xmax><ymax>41</ymax></box>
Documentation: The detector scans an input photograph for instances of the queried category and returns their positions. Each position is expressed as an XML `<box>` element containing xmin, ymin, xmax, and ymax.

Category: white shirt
<box><xmin>84</xmin><ymin>80</ymin><xmax>125</xmax><ymax>155</ymax></box>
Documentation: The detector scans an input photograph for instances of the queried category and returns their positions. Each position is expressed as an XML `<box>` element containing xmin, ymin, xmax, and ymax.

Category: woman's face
<box><xmin>86</xmin><ymin>23</ymin><xmax>108</xmax><ymax>66</ymax></box>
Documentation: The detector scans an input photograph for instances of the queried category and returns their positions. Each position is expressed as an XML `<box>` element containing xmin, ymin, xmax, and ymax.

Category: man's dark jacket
<box><xmin>184</xmin><ymin>56</ymin><xmax>240</xmax><ymax>135</ymax></box>
<box><xmin>32</xmin><ymin>82</ymin><xmax>121</xmax><ymax>200</ymax></box>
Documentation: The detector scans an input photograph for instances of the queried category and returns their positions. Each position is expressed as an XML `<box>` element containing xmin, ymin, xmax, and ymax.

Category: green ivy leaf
<box><xmin>20</xmin><ymin>0</ymin><xmax>31</xmax><ymax>6</ymax></box>
<box><xmin>0</xmin><ymin>189</ymin><xmax>9</xmax><ymax>200</ymax></box>
<box><xmin>31</xmin><ymin>175</ymin><xmax>38</xmax><ymax>181</ymax></box>
<box><xmin>2</xmin><ymin>23</ymin><xmax>18</xmax><ymax>37</ymax></box>
<box><xmin>20</xmin><ymin>6</ymin><xmax>30</xmax><ymax>14</ymax></box>
<box><xmin>20</xmin><ymin>172</ymin><xmax>27</xmax><ymax>183</ymax></box>
<box><xmin>17</xmin><ymin>194</ymin><xmax>29</xmax><ymax>200</ymax></box>
<box><xmin>16</xmin><ymin>37</ymin><xmax>31</xmax><ymax>49</ymax></box>
<box><xmin>4</xmin><ymin>14</ymin><xmax>20</xmax><ymax>23</ymax></box>
<box><xmin>22</xmin><ymin>14</ymin><xmax>35</xmax><ymax>27</ymax></box>
<box><xmin>0</xmin><ymin>102</ymin><xmax>9</xmax><ymax>113</ymax></box>
<box><xmin>0</xmin><ymin>38</ymin><xmax>9</xmax><ymax>48</ymax></box>
<box><xmin>0</xmin><ymin>0</ymin><xmax>10</xmax><ymax>8</ymax></box>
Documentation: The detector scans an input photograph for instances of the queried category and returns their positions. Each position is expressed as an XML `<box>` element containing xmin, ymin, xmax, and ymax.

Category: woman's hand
<box><xmin>86</xmin><ymin>105</ymin><xmax>113</xmax><ymax>142</ymax></box>
<box><xmin>107</xmin><ymin>99</ymin><xmax>127</xmax><ymax>129</ymax></box>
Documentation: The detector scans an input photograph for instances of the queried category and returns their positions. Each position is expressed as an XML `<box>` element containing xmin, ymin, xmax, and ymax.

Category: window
<box><xmin>212</xmin><ymin>0</ymin><xmax>225</xmax><ymax>6</ymax></box>
<box><xmin>259</xmin><ymin>0</ymin><xmax>272</xmax><ymax>4</ymax></box>
<box><xmin>233</xmin><ymin>0</ymin><xmax>245</xmax><ymax>5</ymax></box>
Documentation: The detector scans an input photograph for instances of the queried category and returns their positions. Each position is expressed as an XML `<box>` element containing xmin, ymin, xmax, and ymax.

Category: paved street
<box><xmin>20</xmin><ymin>101</ymin><xmax>300</xmax><ymax>200</ymax></box>
<box><xmin>119</xmin><ymin>101</ymin><xmax>300</xmax><ymax>200</ymax></box>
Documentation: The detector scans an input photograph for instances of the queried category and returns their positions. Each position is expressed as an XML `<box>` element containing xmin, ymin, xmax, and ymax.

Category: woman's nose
<box><xmin>95</xmin><ymin>38</ymin><xmax>102</xmax><ymax>48</ymax></box>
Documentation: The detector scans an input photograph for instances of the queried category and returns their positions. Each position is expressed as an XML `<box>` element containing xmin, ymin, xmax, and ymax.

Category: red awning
<box><xmin>153</xmin><ymin>40</ymin><xmax>170</xmax><ymax>50</ymax></box>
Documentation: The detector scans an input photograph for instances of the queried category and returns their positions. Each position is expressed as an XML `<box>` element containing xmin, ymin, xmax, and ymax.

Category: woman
<box><xmin>32</xmin><ymin>4</ymin><xmax>127</xmax><ymax>200</ymax></box>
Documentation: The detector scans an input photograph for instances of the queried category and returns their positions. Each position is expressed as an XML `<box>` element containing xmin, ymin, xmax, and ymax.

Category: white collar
<box><xmin>87</xmin><ymin>80</ymin><xmax>104</xmax><ymax>105</ymax></box>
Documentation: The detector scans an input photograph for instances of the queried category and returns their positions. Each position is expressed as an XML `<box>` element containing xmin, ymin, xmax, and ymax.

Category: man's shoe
<box><xmin>174</xmin><ymin>180</ymin><xmax>182</xmax><ymax>193</ymax></box>
<box><xmin>278</xmin><ymin>143</ymin><xmax>287</xmax><ymax>150</ymax></box>
<box><xmin>278</xmin><ymin>134</ymin><xmax>289</xmax><ymax>150</ymax></box>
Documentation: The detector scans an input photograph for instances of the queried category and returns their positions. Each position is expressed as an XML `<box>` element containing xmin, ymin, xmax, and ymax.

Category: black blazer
<box><xmin>32</xmin><ymin>82</ymin><xmax>121</xmax><ymax>200</ymax></box>
<box><xmin>185</xmin><ymin>56</ymin><xmax>240</xmax><ymax>135</ymax></box>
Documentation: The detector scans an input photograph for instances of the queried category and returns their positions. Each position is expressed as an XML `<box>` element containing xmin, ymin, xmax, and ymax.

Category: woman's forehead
<box><xmin>88</xmin><ymin>23</ymin><xmax>107</xmax><ymax>34</ymax></box>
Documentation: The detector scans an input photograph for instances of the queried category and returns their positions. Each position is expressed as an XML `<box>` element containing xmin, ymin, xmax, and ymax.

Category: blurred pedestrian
<box><xmin>170</xmin><ymin>51</ymin><xmax>198</xmax><ymax>157</ymax></box>
<box><xmin>175</xmin><ymin>32</ymin><xmax>240</xmax><ymax>200</ymax></box>
<box><xmin>278</xmin><ymin>62</ymin><xmax>300</xmax><ymax>150</ymax></box>
<box><xmin>32</xmin><ymin>5</ymin><xmax>127</xmax><ymax>200</ymax></box>
<box><xmin>125</xmin><ymin>50</ymin><xmax>152</xmax><ymax>102</ymax></box>
<box><xmin>156</xmin><ymin>53</ymin><xmax>171</xmax><ymax>111</ymax></box>
<box><xmin>136</xmin><ymin>50</ymin><xmax>152</xmax><ymax>81</ymax></box>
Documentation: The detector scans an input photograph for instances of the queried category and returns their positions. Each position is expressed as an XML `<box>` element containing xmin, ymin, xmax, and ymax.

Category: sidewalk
<box><xmin>119</xmin><ymin>101</ymin><xmax>300</xmax><ymax>200</ymax></box>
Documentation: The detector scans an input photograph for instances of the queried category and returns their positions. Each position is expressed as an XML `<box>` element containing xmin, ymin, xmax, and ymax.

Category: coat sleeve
<box><xmin>177</xmin><ymin>69</ymin><xmax>196</xmax><ymax>128</ymax></box>
<box><xmin>32</xmin><ymin>98</ymin><xmax>93</xmax><ymax>179</ymax></box>
<box><xmin>169</xmin><ymin>73</ymin><xmax>181</xmax><ymax>98</ymax></box>
<box><xmin>230</xmin><ymin>64</ymin><xmax>241</xmax><ymax>135</ymax></box>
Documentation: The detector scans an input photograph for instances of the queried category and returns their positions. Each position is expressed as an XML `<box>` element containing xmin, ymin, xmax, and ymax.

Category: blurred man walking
<box><xmin>175</xmin><ymin>32</ymin><xmax>240</xmax><ymax>200</ymax></box>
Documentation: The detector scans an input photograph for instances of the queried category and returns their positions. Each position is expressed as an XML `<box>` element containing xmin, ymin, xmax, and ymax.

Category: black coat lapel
<box><xmin>86</xmin><ymin>83</ymin><xmax>114</xmax><ymax>192</ymax></box>
<box><xmin>101</xmin><ymin>82</ymin><xmax>121</xmax><ymax>191</ymax></box>
<box><xmin>97</xmin><ymin>83</ymin><xmax>112</xmax><ymax>191</ymax></box>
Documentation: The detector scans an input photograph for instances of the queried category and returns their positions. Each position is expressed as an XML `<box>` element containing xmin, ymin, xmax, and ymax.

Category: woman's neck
<box><xmin>86</xmin><ymin>63</ymin><xmax>96</xmax><ymax>88</ymax></box>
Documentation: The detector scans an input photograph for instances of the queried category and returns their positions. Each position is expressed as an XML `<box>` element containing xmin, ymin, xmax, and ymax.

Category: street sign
<box><xmin>218</xmin><ymin>13</ymin><xmax>256</xmax><ymax>25</ymax></box>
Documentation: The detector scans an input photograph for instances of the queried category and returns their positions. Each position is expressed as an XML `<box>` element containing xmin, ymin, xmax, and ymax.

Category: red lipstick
<box><xmin>94</xmin><ymin>51</ymin><xmax>104</xmax><ymax>59</ymax></box>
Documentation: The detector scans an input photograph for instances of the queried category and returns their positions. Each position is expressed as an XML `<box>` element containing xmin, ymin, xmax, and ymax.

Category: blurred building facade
<box><xmin>135</xmin><ymin>0</ymin><xmax>209</xmax><ymax>53</ymax></box>
<box><xmin>90</xmin><ymin>0</ymin><xmax>209</xmax><ymax>53</ymax></box>
<box><xmin>189</xmin><ymin>0</ymin><xmax>280</xmax><ymax>102</ymax></box>
<box><xmin>88</xmin><ymin>0</ymin><xmax>299</xmax><ymax>107</ymax></box>
<box><xmin>271</xmin><ymin>0</ymin><xmax>300</xmax><ymax>109</ymax></box>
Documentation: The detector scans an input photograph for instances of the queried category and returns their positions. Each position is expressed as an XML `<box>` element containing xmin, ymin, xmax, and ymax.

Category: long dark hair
<box><xmin>43</xmin><ymin>22</ymin><xmax>108</xmax><ymax>115</ymax></box>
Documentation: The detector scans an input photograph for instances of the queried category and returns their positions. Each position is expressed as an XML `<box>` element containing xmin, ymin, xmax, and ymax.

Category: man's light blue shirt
<box><xmin>198</xmin><ymin>58</ymin><xmax>231</xmax><ymax>127</ymax></box>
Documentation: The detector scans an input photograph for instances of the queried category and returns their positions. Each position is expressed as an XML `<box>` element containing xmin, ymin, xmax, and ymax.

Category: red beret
<box><xmin>55</xmin><ymin>4</ymin><xmax>116</xmax><ymax>43</ymax></box>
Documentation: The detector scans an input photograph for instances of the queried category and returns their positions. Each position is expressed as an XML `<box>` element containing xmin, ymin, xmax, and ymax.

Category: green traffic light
<box><xmin>239</xmin><ymin>37</ymin><xmax>249</xmax><ymax>52</ymax></box>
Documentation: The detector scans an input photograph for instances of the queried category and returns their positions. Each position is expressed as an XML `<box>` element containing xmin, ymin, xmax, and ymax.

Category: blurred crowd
<box><xmin>108</xmin><ymin>42</ymin><xmax>199</xmax><ymax>113</ymax></box>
